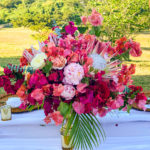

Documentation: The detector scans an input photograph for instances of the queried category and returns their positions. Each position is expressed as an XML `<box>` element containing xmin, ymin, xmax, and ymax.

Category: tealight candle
<box><xmin>1</xmin><ymin>105</ymin><xmax>12</xmax><ymax>121</ymax></box>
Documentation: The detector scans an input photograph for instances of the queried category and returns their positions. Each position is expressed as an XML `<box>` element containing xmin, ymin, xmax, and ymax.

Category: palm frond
<box><xmin>65</xmin><ymin>112</ymin><xmax>106</xmax><ymax>150</ymax></box>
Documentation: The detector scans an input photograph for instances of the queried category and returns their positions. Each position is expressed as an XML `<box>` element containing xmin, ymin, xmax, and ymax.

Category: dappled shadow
<box><xmin>141</xmin><ymin>47</ymin><xmax>150</xmax><ymax>51</ymax></box>
<box><xmin>139</xmin><ymin>31</ymin><xmax>150</xmax><ymax>34</ymax></box>
<box><xmin>0</xmin><ymin>23</ymin><xmax>13</xmax><ymax>30</ymax></box>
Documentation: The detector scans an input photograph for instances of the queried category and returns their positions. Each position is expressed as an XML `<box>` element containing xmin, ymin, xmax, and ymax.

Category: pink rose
<box><xmin>81</xmin><ymin>16</ymin><xmax>88</xmax><ymax>25</ymax></box>
<box><xmin>31</xmin><ymin>88</ymin><xmax>45</xmax><ymax>104</ymax></box>
<box><xmin>88</xmin><ymin>9</ymin><xmax>103</xmax><ymax>26</ymax></box>
<box><xmin>53</xmin><ymin>84</ymin><xmax>64</xmax><ymax>97</ymax></box>
<box><xmin>61</xmin><ymin>85</ymin><xmax>76</xmax><ymax>100</ymax></box>
<box><xmin>72</xmin><ymin>101</ymin><xmax>85</xmax><ymax>115</ymax></box>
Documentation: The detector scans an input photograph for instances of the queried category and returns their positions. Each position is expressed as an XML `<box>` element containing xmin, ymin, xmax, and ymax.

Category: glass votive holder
<box><xmin>0</xmin><ymin>105</ymin><xmax>12</xmax><ymax>121</ymax></box>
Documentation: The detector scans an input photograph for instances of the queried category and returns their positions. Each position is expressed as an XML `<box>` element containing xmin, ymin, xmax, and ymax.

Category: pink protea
<box><xmin>63</xmin><ymin>63</ymin><xmax>84</xmax><ymax>85</ymax></box>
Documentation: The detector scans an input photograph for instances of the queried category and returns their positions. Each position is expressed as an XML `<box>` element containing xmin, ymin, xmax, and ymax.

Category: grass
<box><xmin>0</xmin><ymin>27</ymin><xmax>150</xmax><ymax>94</ymax></box>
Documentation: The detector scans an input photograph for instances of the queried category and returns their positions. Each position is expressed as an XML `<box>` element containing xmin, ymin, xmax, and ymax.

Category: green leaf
<box><xmin>27</xmin><ymin>105</ymin><xmax>35</xmax><ymax>111</ymax></box>
<box><xmin>78</xmin><ymin>27</ymin><xmax>88</xmax><ymax>34</ymax></box>
<box><xmin>127</xmin><ymin>105</ymin><xmax>132</xmax><ymax>113</ymax></box>
<box><xmin>81</xmin><ymin>77</ymin><xmax>90</xmax><ymax>85</ymax></box>
<box><xmin>57</xmin><ymin>102</ymin><xmax>69</xmax><ymax>117</ymax></box>
<box><xmin>89</xmin><ymin>28</ymin><xmax>95</xmax><ymax>35</ymax></box>
<box><xmin>74</xmin><ymin>15</ymin><xmax>82</xmax><ymax>25</ymax></box>
<box><xmin>42</xmin><ymin>60</ymin><xmax>52</xmax><ymax>74</ymax></box>
<box><xmin>93</xmin><ymin>26</ymin><xmax>101</xmax><ymax>37</ymax></box>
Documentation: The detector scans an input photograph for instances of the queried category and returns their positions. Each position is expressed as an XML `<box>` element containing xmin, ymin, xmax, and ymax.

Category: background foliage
<box><xmin>0</xmin><ymin>0</ymin><xmax>149</xmax><ymax>41</ymax></box>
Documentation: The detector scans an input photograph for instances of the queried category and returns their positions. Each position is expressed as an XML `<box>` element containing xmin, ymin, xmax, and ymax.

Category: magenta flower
<box><xmin>79</xmin><ymin>90</ymin><xmax>93</xmax><ymax>104</ymax></box>
<box><xmin>65</xmin><ymin>21</ymin><xmax>78</xmax><ymax>35</ymax></box>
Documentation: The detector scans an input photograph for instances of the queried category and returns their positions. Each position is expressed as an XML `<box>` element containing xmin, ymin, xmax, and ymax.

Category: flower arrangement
<box><xmin>0</xmin><ymin>9</ymin><xmax>147</xmax><ymax>150</ymax></box>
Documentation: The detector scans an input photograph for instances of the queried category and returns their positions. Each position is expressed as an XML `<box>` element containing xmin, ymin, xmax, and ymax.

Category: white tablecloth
<box><xmin>0</xmin><ymin>109</ymin><xmax>150</xmax><ymax>150</ymax></box>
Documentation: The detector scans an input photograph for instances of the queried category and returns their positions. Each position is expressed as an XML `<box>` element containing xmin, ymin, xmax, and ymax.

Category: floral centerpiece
<box><xmin>0</xmin><ymin>9</ymin><xmax>147</xmax><ymax>150</ymax></box>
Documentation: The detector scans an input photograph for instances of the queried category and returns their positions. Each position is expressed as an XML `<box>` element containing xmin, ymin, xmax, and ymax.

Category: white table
<box><xmin>0</xmin><ymin>109</ymin><xmax>150</xmax><ymax>150</ymax></box>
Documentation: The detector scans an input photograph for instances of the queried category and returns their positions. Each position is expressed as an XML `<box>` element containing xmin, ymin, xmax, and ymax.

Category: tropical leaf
<box><xmin>65</xmin><ymin>112</ymin><xmax>105</xmax><ymax>150</ymax></box>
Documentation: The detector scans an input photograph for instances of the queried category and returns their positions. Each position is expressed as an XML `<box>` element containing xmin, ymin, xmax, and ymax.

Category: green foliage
<box><xmin>0</xmin><ymin>0</ymin><xmax>149</xmax><ymax>43</ymax></box>
<box><xmin>42</xmin><ymin>60</ymin><xmax>52</xmax><ymax>75</ymax></box>
<box><xmin>65</xmin><ymin>112</ymin><xmax>105</xmax><ymax>150</ymax></box>
<box><xmin>58</xmin><ymin>102</ymin><xmax>70</xmax><ymax>117</ymax></box>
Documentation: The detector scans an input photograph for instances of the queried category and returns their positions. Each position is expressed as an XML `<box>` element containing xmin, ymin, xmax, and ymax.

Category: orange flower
<box><xmin>50</xmin><ymin>55</ymin><xmax>67</xmax><ymax>69</ymax></box>
<box><xmin>16</xmin><ymin>85</ymin><xmax>27</xmax><ymax>100</ymax></box>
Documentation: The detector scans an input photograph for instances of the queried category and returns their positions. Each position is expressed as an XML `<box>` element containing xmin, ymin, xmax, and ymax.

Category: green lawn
<box><xmin>0</xmin><ymin>27</ymin><xmax>150</xmax><ymax>95</ymax></box>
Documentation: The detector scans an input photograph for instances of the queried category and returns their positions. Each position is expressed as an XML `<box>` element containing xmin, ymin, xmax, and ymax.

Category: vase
<box><xmin>0</xmin><ymin>105</ymin><xmax>12</xmax><ymax>121</ymax></box>
<box><xmin>60</xmin><ymin>125</ymin><xmax>73</xmax><ymax>150</ymax></box>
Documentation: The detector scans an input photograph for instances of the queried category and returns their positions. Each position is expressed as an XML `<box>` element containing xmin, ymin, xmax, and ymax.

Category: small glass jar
<box><xmin>60</xmin><ymin>126</ymin><xmax>73</xmax><ymax>150</ymax></box>
<box><xmin>0</xmin><ymin>105</ymin><xmax>12</xmax><ymax>121</ymax></box>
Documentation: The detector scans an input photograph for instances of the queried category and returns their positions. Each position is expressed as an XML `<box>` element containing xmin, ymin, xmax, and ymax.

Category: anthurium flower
<box><xmin>72</xmin><ymin>101</ymin><xmax>85</xmax><ymax>115</ymax></box>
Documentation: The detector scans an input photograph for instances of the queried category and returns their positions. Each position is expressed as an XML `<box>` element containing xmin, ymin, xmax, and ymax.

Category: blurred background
<box><xmin>0</xmin><ymin>0</ymin><xmax>150</xmax><ymax>95</ymax></box>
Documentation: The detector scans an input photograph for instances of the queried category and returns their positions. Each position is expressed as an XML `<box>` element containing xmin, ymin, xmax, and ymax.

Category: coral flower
<box><xmin>88</xmin><ymin>9</ymin><xmax>104</xmax><ymax>26</ymax></box>
<box><xmin>31</xmin><ymin>88</ymin><xmax>45</xmax><ymax>104</ymax></box>
<box><xmin>53</xmin><ymin>84</ymin><xmax>64</xmax><ymax>97</ymax></box>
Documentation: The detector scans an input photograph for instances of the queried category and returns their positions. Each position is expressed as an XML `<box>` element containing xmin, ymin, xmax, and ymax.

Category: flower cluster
<box><xmin>0</xmin><ymin>9</ymin><xmax>147</xmax><ymax>127</ymax></box>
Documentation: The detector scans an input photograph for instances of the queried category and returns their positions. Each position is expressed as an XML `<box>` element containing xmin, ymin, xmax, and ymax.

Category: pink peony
<box><xmin>51</xmin><ymin>111</ymin><xmax>64</xmax><ymax>126</ymax></box>
<box><xmin>53</xmin><ymin>84</ymin><xmax>64</xmax><ymax>97</ymax></box>
<box><xmin>61</xmin><ymin>85</ymin><xmax>76</xmax><ymax>100</ymax></box>
<box><xmin>72</xmin><ymin>101</ymin><xmax>85</xmax><ymax>115</ymax></box>
<box><xmin>81</xmin><ymin>16</ymin><xmax>88</xmax><ymax>25</ymax></box>
<box><xmin>88</xmin><ymin>9</ymin><xmax>103</xmax><ymax>26</ymax></box>
<box><xmin>64</xmin><ymin>63</ymin><xmax>84</xmax><ymax>85</ymax></box>
<box><xmin>31</xmin><ymin>88</ymin><xmax>45</xmax><ymax>104</ymax></box>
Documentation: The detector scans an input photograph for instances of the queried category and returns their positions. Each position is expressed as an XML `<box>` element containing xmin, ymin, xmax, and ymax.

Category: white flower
<box><xmin>89</xmin><ymin>53</ymin><xmax>106</xmax><ymax>70</ymax></box>
<box><xmin>61</xmin><ymin>85</ymin><xmax>76</xmax><ymax>100</ymax></box>
<box><xmin>31</xmin><ymin>53</ymin><xmax>47</xmax><ymax>70</ymax></box>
